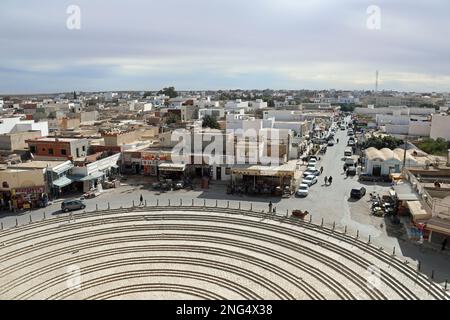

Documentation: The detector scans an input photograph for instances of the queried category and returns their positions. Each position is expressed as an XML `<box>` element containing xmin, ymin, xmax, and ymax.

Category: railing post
<box><xmin>192</xmin><ymin>199</ymin><xmax>194</xmax><ymax>206</ymax></box>
<box><xmin>250</xmin><ymin>203</ymin><xmax>252</xmax><ymax>211</ymax></box>
<box><xmin>15</xmin><ymin>218</ymin><xmax>18</xmax><ymax>227</ymax></box>
<box><xmin>344</xmin><ymin>225</ymin><xmax>347</xmax><ymax>234</ymax></box>
<box><xmin>368</xmin><ymin>235</ymin><xmax>371</xmax><ymax>244</ymax></box>
<box><xmin>309</xmin><ymin>215</ymin><xmax>312</xmax><ymax>223</ymax></box>
<box><xmin>168</xmin><ymin>199</ymin><xmax>171</xmax><ymax>206</ymax></box>
<box><xmin>227</xmin><ymin>201</ymin><xmax>229</xmax><ymax>208</ymax></box>
<box><xmin>392</xmin><ymin>246</ymin><xmax>396</xmax><ymax>256</ymax></box>
<box><xmin>444</xmin><ymin>280</ymin><xmax>448</xmax><ymax>291</ymax></box>
<box><xmin>431</xmin><ymin>270</ymin><xmax>434</xmax><ymax>280</ymax></box>
<box><xmin>43</xmin><ymin>212</ymin><xmax>46</xmax><ymax>220</ymax></box>
<box><xmin>180</xmin><ymin>199</ymin><xmax>182</xmax><ymax>206</ymax></box>
<box><xmin>286</xmin><ymin>210</ymin><xmax>289</xmax><ymax>218</ymax></box>
<box><xmin>96</xmin><ymin>204</ymin><xmax>98</xmax><ymax>211</ymax></box>
<box><xmin>108</xmin><ymin>202</ymin><xmax>110</xmax><ymax>210</ymax></box>
<box><xmin>203</xmin><ymin>199</ymin><xmax>206</xmax><ymax>207</ymax></box>
<box><xmin>216</xmin><ymin>199</ymin><xmax>218</xmax><ymax>207</ymax></box>
<box><xmin>321</xmin><ymin>218</ymin><xmax>323</xmax><ymax>227</ymax></box>
<box><xmin>332</xmin><ymin>221</ymin><xmax>335</xmax><ymax>231</ymax></box>
<box><xmin>418</xmin><ymin>261</ymin><xmax>421</xmax><ymax>272</ymax></box>
<box><xmin>239</xmin><ymin>202</ymin><xmax>241</xmax><ymax>210</ymax></box>
<box><xmin>157</xmin><ymin>199</ymin><xmax>159</xmax><ymax>206</ymax></box>
<box><xmin>29</xmin><ymin>215</ymin><xmax>32</xmax><ymax>223</ymax></box>
<box><xmin>133</xmin><ymin>200</ymin><xmax>135</xmax><ymax>207</ymax></box>
<box><xmin>356</xmin><ymin>230</ymin><xmax>359</xmax><ymax>239</ymax></box>
<box><xmin>1</xmin><ymin>222</ymin><xmax>3</xmax><ymax>230</ymax></box>
<box><xmin>145</xmin><ymin>200</ymin><xmax>147</xmax><ymax>206</ymax></box>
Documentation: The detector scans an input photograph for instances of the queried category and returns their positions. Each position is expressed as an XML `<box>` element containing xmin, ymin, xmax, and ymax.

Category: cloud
<box><xmin>0</xmin><ymin>0</ymin><xmax>449</xmax><ymax>93</ymax></box>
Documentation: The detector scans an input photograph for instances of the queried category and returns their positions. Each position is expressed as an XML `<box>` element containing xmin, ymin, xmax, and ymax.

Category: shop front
<box><xmin>10</xmin><ymin>186</ymin><xmax>48</xmax><ymax>210</ymax></box>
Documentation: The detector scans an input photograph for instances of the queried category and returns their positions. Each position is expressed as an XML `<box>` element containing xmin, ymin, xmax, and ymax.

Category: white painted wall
<box><xmin>430</xmin><ymin>114</ymin><xmax>450</xmax><ymax>141</ymax></box>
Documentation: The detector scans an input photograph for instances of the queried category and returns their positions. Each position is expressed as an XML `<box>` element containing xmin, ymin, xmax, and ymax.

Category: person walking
<box><xmin>328</xmin><ymin>176</ymin><xmax>333</xmax><ymax>185</ymax></box>
<box><xmin>268</xmin><ymin>201</ymin><xmax>273</xmax><ymax>213</ymax></box>
<box><xmin>320</xmin><ymin>166</ymin><xmax>324</xmax><ymax>174</ymax></box>
<box><xmin>343</xmin><ymin>164</ymin><xmax>347</xmax><ymax>172</ymax></box>
<box><xmin>324</xmin><ymin>176</ymin><xmax>328</xmax><ymax>186</ymax></box>
<box><xmin>442</xmin><ymin>238</ymin><xmax>448</xmax><ymax>251</ymax></box>
<box><xmin>139</xmin><ymin>194</ymin><xmax>144</xmax><ymax>206</ymax></box>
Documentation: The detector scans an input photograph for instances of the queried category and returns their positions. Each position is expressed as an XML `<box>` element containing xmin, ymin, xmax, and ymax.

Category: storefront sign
<box><xmin>14</xmin><ymin>186</ymin><xmax>46</xmax><ymax>194</ymax></box>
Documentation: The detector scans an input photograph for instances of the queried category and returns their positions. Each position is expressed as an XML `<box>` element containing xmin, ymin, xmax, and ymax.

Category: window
<box><xmin>48</xmin><ymin>148</ymin><xmax>54</xmax><ymax>155</ymax></box>
<box><xmin>61</xmin><ymin>149</ymin><xmax>67</xmax><ymax>155</ymax></box>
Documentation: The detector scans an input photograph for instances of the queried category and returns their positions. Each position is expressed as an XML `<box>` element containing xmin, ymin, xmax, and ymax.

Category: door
<box><xmin>216</xmin><ymin>167</ymin><xmax>222</xmax><ymax>181</ymax></box>
<box><xmin>372</xmin><ymin>165</ymin><xmax>381</xmax><ymax>176</ymax></box>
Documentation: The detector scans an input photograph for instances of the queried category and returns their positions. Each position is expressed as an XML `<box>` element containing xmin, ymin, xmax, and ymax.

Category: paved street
<box><xmin>1</xmin><ymin>123</ymin><xmax>449</xmax><ymax>283</ymax></box>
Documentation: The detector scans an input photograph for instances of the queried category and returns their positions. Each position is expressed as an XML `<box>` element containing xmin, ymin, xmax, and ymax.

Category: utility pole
<box><xmin>403</xmin><ymin>135</ymin><xmax>408</xmax><ymax>170</ymax></box>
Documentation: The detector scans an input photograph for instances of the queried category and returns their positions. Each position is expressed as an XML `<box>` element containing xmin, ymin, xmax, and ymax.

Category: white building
<box><xmin>198</xmin><ymin>108</ymin><xmax>225</xmax><ymax>120</ymax></box>
<box><xmin>0</xmin><ymin>117</ymin><xmax>49</xmax><ymax>136</ymax></box>
<box><xmin>430</xmin><ymin>114</ymin><xmax>450</xmax><ymax>141</ymax></box>
<box><xmin>224</xmin><ymin>99</ymin><xmax>249</xmax><ymax>111</ymax></box>
<box><xmin>249</xmin><ymin>99</ymin><xmax>268</xmax><ymax>110</ymax></box>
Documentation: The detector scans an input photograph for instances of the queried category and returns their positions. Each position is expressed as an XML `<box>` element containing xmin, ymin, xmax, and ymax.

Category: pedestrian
<box><xmin>337</xmin><ymin>138</ymin><xmax>339</xmax><ymax>143</ymax></box>
<box><xmin>324</xmin><ymin>176</ymin><xmax>328</xmax><ymax>186</ymax></box>
<box><xmin>139</xmin><ymin>194</ymin><xmax>144</xmax><ymax>206</ymax></box>
<box><xmin>343</xmin><ymin>164</ymin><xmax>347</xmax><ymax>172</ymax></box>
<box><xmin>320</xmin><ymin>166</ymin><xmax>324</xmax><ymax>174</ymax></box>
<box><xmin>442</xmin><ymin>238</ymin><xmax>448</xmax><ymax>251</ymax></box>
<box><xmin>268</xmin><ymin>201</ymin><xmax>273</xmax><ymax>213</ymax></box>
<box><xmin>328</xmin><ymin>176</ymin><xmax>333</xmax><ymax>185</ymax></box>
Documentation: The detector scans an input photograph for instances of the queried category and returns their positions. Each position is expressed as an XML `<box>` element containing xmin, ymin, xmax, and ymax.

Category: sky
<box><xmin>0</xmin><ymin>0</ymin><xmax>449</xmax><ymax>94</ymax></box>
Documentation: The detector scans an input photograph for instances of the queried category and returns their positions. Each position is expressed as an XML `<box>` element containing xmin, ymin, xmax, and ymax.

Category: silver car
<box><xmin>61</xmin><ymin>199</ymin><xmax>86</xmax><ymax>212</ymax></box>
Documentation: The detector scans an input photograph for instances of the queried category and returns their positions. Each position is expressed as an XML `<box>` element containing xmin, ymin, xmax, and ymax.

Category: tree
<box><xmin>202</xmin><ymin>115</ymin><xmax>221</xmax><ymax>129</ymax></box>
<box><xmin>363</xmin><ymin>136</ymin><xmax>403</xmax><ymax>150</ymax></box>
<box><xmin>158</xmin><ymin>86</ymin><xmax>178</xmax><ymax>98</ymax></box>
<box><xmin>417</xmin><ymin>137</ymin><xmax>448</xmax><ymax>156</ymax></box>
<box><xmin>165</xmin><ymin>113</ymin><xmax>180</xmax><ymax>125</ymax></box>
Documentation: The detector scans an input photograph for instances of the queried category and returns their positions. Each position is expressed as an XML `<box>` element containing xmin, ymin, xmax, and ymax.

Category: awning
<box><xmin>51</xmin><ymin>161</ymin><xmax>74</xmax><ymax>175</ymax></box>
<box><xmin>69</xmin><ymin>171</ymin><xmax>105</xmax><ymax>182</ymax></box>
<box><xmin>52</xmin><ymin>176</ymin><xmax>73</xmax><ymax>188</ymax></box>
<box><xmin>158</xmin><ymin>163</ymin><xmax>186</xmax><ymax>172</ymax></box>
<box><xmin>406</xmin><ymin>201</ymin><xmax>432</xmax><ymax>222</ymax></box>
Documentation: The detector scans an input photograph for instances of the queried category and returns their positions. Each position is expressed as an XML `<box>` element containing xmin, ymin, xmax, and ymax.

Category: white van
<box><xmin>344</xmin><ymin>147</ymin><xmax>353</xmax><ymax>157</ymax></box>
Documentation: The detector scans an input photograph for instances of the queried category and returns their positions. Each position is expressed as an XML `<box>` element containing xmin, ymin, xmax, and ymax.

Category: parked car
<box><xmin>303</xmin><ymin>169</ymin><xmax>321</xmax><ymax>177</ymax></box>
<box><xmin>347</xmin><ymin>165</ymin><xmax>357</xmax><ymax>176</ymax></box>
<box><xmin>308</xmin><ymin>159</ymin><xmax>317</xmax><ymax>166</ymax></box>
<box><xmin>306</xmin><ymin>164</ymin><xmax>316</xmax><ymax>171</ymax></box>
<box><xmin>302</xmin><ymin>175</ymin><xmax>318</xmax><ymax>186</ymax></box>
<box><xmin>173</xmin><ymin>180</ymin><xmax>185</xmax><ymax>190</ymax></box>
<box><xmin>327</xmin><ymin>140</ymin><xmax>334</xmax><ymax>146</ymax></box>
<box><xmin>61</xmin><ymin>199</ymin><xmax>86</xmax><ymax>212</ymax></box>
<box><xmin>296</xmin><ymin>184</ymin><xmax>309</xmax><ymax>197</ymax></box>
<box><xmin>347</xmin><ymin>140</ymin><xmax>355</xmax><ymax>146</ymax></box>
<box><xmin>344</xmin><ymin>157</ymin><xmax>355</xmax><ymax>166</ymax></box>
<box><xmin>350</xmin><ymin>187</ymin><xmax>366</xmax><ymax>199</ymax></box>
